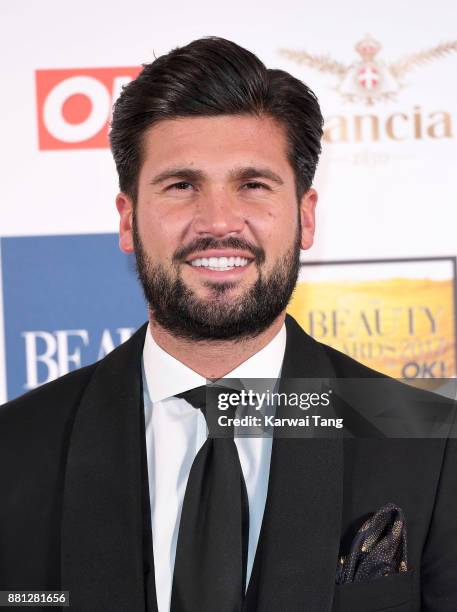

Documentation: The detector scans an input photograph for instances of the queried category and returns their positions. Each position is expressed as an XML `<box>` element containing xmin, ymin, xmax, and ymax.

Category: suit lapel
<box><xmin>245</xmin><ymin>315</ymin><xmax>344</xmax><ymax>611</ymax></box>
<box><xmin>61</xmin><ymin>323</ymin><xmax>158</xmax><ymax>612</ymax></box>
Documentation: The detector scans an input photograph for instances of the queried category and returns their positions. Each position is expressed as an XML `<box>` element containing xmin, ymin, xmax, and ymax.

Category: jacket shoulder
<box><xmin>0</xmin><ymin>363</ymin><xmax>97</xmax><ymax>431</ymax></box>
<box><xmin>0</xmin><ymin>363</ymin><xmax>100</xmax><ymax>519</ymax></box>
<box><xmin>319</xmin><ymin>341</ymin><xmax>386</xmax><ymax>379</ymax></box>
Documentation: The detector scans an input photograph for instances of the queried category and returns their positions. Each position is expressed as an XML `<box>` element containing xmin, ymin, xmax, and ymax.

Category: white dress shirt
<box><xmin>142</xmin><ymin>323</ymin><xmax>286</xmax><ymax>612</ymax></box>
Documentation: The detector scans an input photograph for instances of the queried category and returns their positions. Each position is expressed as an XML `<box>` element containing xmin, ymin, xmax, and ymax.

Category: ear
<box><xmin>299</xmin><ymin>188</ymin><xmax>318</xmax><ymax>251</ymax></box>
<box><xmin>116</xmin><ymin>193</ymin><xmax>135</xmax><ymax>253</ymax></box>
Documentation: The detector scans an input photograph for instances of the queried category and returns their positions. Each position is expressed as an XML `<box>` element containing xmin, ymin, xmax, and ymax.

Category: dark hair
<box><xmin>109</xmin><ymin>36</ymin><xmax>323</xmax><ymax>203</ymax></box>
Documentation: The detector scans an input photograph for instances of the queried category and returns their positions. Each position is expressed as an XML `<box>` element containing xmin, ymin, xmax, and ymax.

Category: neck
<box><xmin>148</xmin><ymin>312</ymin><xmax>286</xmax><ymax>379</ymax></box>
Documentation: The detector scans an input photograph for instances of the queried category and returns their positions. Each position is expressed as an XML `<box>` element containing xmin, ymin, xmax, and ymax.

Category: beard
<box><xmin>133</xmin><ymin>216</ymin><xmax>301</xmax><ymax>341</ymax></box>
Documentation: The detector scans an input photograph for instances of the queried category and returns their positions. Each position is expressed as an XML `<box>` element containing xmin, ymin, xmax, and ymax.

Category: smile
<box><xmin>189</xmin><ymin>256</ymin><xmax>250</xmax><ymax>271</ymax></box>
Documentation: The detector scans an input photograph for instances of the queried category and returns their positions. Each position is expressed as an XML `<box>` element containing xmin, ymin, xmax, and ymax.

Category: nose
<box><xmin>192</xmin><ymin>189</ymin><xmax>245</xmax><ymax>237</ymax></box>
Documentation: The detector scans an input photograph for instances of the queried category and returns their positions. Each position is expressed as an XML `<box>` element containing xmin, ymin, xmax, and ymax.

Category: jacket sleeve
<box><xmin>421</xmin><ymin>437</ymin><xmax>457</xmax><ymax>610</ymax></box>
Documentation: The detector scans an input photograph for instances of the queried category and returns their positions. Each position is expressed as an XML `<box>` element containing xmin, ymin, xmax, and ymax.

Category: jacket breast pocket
<box><xmin>332</xmin><ymin>570</ymin><xmax>415</xmax><ymax>612</ymax></box>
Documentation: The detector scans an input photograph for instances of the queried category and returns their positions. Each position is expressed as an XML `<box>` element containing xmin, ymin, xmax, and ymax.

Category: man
<box><xmin>0</xmin><ymin>37</ymin><xmax>456</xmax><ymax>612</ymax></box>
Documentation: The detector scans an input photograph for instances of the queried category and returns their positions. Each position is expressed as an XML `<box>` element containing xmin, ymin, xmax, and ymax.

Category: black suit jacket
<box><xmin>1</xmin><ymin>314</ymin><xmax>456</xmax><ymax>611</ymax></box>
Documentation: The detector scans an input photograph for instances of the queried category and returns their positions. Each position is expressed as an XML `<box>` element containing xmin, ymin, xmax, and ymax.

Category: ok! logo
<box><xmin>35</xmin><ymin>67</ymin><xmax>141</xmax><ymax>149</ymax></box>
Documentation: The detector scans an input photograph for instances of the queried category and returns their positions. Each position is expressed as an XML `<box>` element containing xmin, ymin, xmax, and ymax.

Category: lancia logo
<box><xmin>279</xmin><ymin>35</ymin><xmax>457</xmax><ymax>105</ymax></box>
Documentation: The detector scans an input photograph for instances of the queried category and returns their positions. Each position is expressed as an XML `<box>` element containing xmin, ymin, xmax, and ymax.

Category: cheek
<box><xmin>138</xmin><ymin>203</ymin><xmax>192</xmax><ymax>268</ymax></box>
<box><xmin>251</xmin><ymin>210</ymin><xmax>296</xmax><ymax>254</ymax></box>
<box><xmin>136</xmin><ymin>205</ymin><xmax>180</xmax><ymax>254</ymax></box>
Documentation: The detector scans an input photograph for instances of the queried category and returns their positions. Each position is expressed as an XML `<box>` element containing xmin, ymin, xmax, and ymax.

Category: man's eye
<box><xmin>242</xmin><ymin>181</ymin><xmax>269</xmax><ymax>190</ymax></box>
<box><xmin>167</xmin><ymin>181</ymin><xmax>193</xmax><ymax>191</ymax></box>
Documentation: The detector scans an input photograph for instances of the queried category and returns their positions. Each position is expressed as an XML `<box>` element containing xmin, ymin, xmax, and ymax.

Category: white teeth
<box><xmin>190</xmin><ymin>256</ymin><xmax>250</xmax><ymax>269</ymax></box>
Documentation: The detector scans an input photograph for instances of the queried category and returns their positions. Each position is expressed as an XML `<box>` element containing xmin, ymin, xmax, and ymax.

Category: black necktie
<box><xmin>170</xmin><ymin>385</ymin><xmax>249</xmax><ymax>612</ymax></box>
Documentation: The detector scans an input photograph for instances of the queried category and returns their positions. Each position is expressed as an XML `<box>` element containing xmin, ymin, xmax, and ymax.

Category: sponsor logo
<box><xmin>280</xmin><ymin>36</ymin><xmax>457</xmax><ymax>154</ymax></box>
<box><xmin>22</xmin><ymin>327</ymin><xmax>134</xmax><ymax>389</ymax></box>
<box><xmin>280</xmin><ymin>34</ymin><xmax>457</xmax><ymax>105</ymax></box>
<box><xmin>323</xmin><ymin>105</ymin><xmax>452</xmax><ymax>144</ymax></box>
<box><xmin>36</xmin><ymin>67</ymin><xmax>140</xmax><ymax>149</ymax></box>
<box><xmin>288</xmin><ymin>258</ymin><xmax>457</xmax><ymax>379</ymax></box>
<box><xmin>1</xmin><ymin>234</ymin><xmax>146</xmax><ymax>401</ymax></box>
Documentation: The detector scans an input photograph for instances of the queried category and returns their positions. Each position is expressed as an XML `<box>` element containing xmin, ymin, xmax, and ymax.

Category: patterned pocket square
<box><xmin>336</xmin><ymin>502</ymin><xmax>408</xmax><ymax>584</ymax></box>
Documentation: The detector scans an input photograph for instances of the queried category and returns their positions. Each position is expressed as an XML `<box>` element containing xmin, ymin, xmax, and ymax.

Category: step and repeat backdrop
<box><xmin>1</xmin><ymin>0</ymin><xmax>456</xmax><ymax>402</ymax></box>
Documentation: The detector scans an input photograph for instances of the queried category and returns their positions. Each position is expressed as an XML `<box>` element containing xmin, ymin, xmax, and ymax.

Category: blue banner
<box><xmin>1</xmin><ymin>234</ymin><xmax>146</xmax><ymax>401</ymax></box>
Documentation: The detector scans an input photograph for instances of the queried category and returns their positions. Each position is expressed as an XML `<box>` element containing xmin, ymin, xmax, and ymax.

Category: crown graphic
<box><xmin>355</xmin><ymin>34</ymin><xmax>382</xmax><ymax>59</ymax></box>
<box><xmin>279</xmin><ymin>36</ymin><xmax>457</xmax><ymax>105</ymax></box>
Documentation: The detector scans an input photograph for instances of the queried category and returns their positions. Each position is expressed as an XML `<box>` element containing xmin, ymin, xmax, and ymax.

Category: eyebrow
<box><xmin>149</xmin><ymin>166</ymin><xmax>284</xmax><ymax>186</ymax></box>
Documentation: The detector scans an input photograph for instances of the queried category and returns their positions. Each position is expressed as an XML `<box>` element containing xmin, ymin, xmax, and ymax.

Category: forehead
<box><xmin>139</xmin><ymin>114</ymin><xmax>292</xmax><ymax>176</ymax></box>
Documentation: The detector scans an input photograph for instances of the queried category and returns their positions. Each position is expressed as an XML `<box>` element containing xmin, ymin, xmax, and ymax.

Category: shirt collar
<box><xmin>142</xmin><ymin>322</ymin><xmax>287</xmax><ymax>404</ymax></box>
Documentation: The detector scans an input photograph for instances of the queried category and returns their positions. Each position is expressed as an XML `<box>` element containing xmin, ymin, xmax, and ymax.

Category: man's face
<box><xmin>117</xmin><ymin>114</ymin><xmax>317</xmax><ymax>340</ymax></box>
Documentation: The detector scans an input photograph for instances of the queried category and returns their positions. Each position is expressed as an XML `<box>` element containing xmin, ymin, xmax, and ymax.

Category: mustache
<box><xmin>174</xmin><ymin>236</ymin><xmax>265</xmax><ymax>265</ymax></box>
